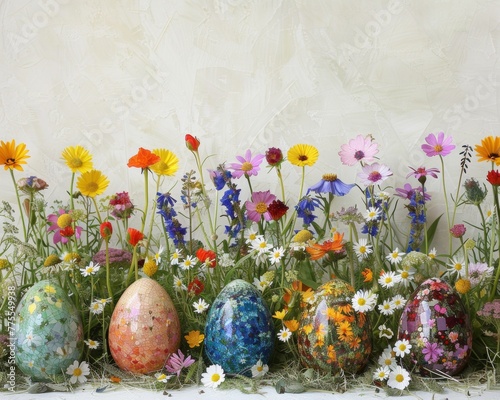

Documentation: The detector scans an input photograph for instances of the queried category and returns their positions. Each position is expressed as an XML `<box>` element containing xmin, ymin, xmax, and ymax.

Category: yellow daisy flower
<box><xmin>287</xmin><ymin>144</ymin><xmax>319</xmax><ymax>167</ymax></box>
<box><xmin>61</xmin><ymin>145</ymin><xmax>93</xmax><ymax>173</ymax></box>
<box><xmin>185</xmin><ymin>330</ymin><xmax>205</xmax><ymax>348</ymax></box>
<box><xmin>150</xmin><ymin>148</ymin><xmax>179</xmax><ymax>176</ymax></box>
<box><xmin>0</xmin><ymin>139</ymin><xmax>30</xmax><ymax>171</ymax></box>
<box><xmin>142</xmin><ymin>258</ymin><xmax>158</xmax><ymax>277</ymax></box>
<box><xmin>77</xmin><ymin>170</ymin><xmax>109</xmax><ymax>198</ymax></box>
<box><xmin>475</xmin><ymin>136</ymin><xmax>500</xmax><ymax>165</ymax></box>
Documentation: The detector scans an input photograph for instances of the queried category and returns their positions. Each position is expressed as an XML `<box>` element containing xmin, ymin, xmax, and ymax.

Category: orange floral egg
<box><xmin>108</xmin><ymin>278</ymin><xmax>180</xmax><ymax>374</ymax></box>
<box><xmin>297</xmin><ymin>279</ymin><xmax>371</xmax><ymax>375</ymax></box>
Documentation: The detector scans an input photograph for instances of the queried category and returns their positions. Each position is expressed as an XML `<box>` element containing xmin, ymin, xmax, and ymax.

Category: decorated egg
<box><xmin>204</xmin><ymin>279</ymin><xmax>274</xmax><ymax>375</ymax></box>
<box><xmin>297</xmin><ymin>279</ymin><xmax>371</xmax><ymax>375</ymax></box>
<box><xmin>108</xmin><ymin>277</ymin><xmax>181</xmax><ymax>374</ymax></box>
<box><xmin>15</xmin><ymin>280</ymin><xmax>84</xmax><ymax>380</ymax></box>
<box><xmin>398</xmin><ymin>277</ymin><xmax>472</xmax><ymax>376</ymax></box>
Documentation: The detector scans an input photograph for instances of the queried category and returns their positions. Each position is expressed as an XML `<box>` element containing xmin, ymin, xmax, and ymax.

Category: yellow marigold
<box><xmin>455</xmin><ymin>278</ymin><xmax>471</xmax><ymax>294</ymax></box>
<box><xmin>57</xmin><ymin>213</ymin><xmax>73</xmax><ymax>229</ymax></box>
<box><xmin>292</xmin><ymin>229</ymin><xmax>313</xmax><ymax>243</ymax></box>
<box><xmin>185</xmin><ymin>330</ymin><xmax>204</xmax><ymax>348</ymax></box>
<box><xmin>77</xmin><ymin>169</ymin><xmax>109</xmax><ymax>198</ymax></box>
<box><xmin>61</xmin><ymin>145</ymin><xmax>93</xmax><ymax>173</ymax></box>
<box><xmin>44</xmin><ymin>254</ymin><xmax>61</xmax><ymax>267</ymax></box>
<box><xmin>0</xmin><ymin>258</ymin><xmax>11</xmax><ymax>270</ymax></box>
<box><xmin>0</xmin><ymin>139</ymin><xmax>30</xmax><ymax>171</ymax></box>
<box><xmin>143</xmin><ymin>259</ymin><xmax>158</xmax><ymax>277</ymax></box>
<box><xmin>475</xmin><ymin>136</ymin><xmax>500</xmax><ymax>165</ymax></box>
<box><xmin>287</xmin><ymin>144</ymin><xmax>319</xmax><ymax>167</ymax></box>
<box><xmin>63</xmin><ymin>252</ymin><xmax>81</xmax><ymax>263</ymax></box>
<box><xmin>150</xmin><ymin>148</ymin><xmax>179</xmax><ymax>176</ymax></box>
<box><xmin>283</xmin><ymin>319</ymin><xmax>299</xmax><ymax>332</ymax></box>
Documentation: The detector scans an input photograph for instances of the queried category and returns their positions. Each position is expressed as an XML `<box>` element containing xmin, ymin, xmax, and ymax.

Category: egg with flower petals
<box><xmin>15</xmin><ymin>280</ymin><xmax>84</xmax><ymax>380</ymax></box>
<box><xmin>204</xmin><ymin>279</ymin><xmax>274</xmax><ymax>376</ymax></box>
<box><xmin>108</xmin><ymin>278</ymin><xmax>181</xmax><ymax>374</ymax></box>
<box><xmin>397</xmin><ymin>277</ymin><xmax>472</xmax><ymax>376</ymax></box>
<box><xmin>297</xmin><ymin>279</ymin><xmax>371</xmax><ymax>374</ymax></box>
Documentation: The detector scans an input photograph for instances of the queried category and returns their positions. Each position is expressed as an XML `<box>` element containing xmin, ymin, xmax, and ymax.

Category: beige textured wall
<box><xmin>1</xmin><ymin>0</ymin><xmax>499</xmax><ymax>247</ymax></box>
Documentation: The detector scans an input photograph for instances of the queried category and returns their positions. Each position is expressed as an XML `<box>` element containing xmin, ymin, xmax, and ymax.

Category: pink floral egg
<box><xmin>108</xmin><ymin>278</ymin><xmax>181</xmax><ymax>374</ymax></box>
<box><xmin>398</xmin><ymin>277</ymin><xmax>472</xmax><ymax>376</ymax></box>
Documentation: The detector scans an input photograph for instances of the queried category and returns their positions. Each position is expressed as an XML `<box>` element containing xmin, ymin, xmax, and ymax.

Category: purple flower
<box><xmin>468</xmin><ymin>262</ymin><xmax>494</xmax><ymax>287</ymax></box>
<box><xmin>422</xmin><ymin>342</ymin><xmax>444</xmax><ymax>363</ymax></box>
<box><xmin>228</xmin><ymin>149</ymin><xmax>265</xmax><ymax>179</ymax></box>
<box><xmin>394</xmin><ymin>183</ymin><xmax>431</xmax><ymax>201</ymax></box>
<box><xmin>165</xmin><ymin>349</ymin><xmax>195</xmax><ymax>377</ymax></box>
<box><xmin>307</xmin><ymin>173</ymin><xmax>355</xmax><ymax>196</ymax></box>
<box><xmin>47</xmin><ymin>209</ymin><xmax>82</xmax><ymax>244</ymax></box>
<box><xmin>245</xmin><ymin>190</ymin><xmax>277</xmax><ymax>222</ymax></box>
<box><xmin>357</xmin><ymin>163</ymin><xmax>393</xmax><ymax>186</ymax></box>
<box><xmin>421</xmin><ymin>132</ymin><xmax>455</xmax><ymax>157</ymax></box>
<box><xmin>339</xmin><ymin>134</ymin><xmax>379</xmax><ymax>166</ymax></box>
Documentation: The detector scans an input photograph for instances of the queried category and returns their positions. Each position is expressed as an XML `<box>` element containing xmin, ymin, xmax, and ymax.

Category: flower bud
<box><xmin>185</xmin><ymin>134</ymin><xmax>200</xmax><ymax>152</ymax></box>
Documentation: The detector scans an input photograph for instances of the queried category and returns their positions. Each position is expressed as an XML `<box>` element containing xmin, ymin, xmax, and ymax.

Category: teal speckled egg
<box><xmin>14</xmin><ymin>280</ymin><xmax>84</xmax><ymax>380</ymax></box>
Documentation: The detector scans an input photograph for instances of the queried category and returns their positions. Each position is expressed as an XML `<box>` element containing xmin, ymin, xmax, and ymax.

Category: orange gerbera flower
<box><xmin>475</xmin><ymin>136</ymin><xmax>500</xmax><ymax>165</ymax></box>
<box><xmin>0</xmin><ymin>139</ymin><xmax>30</xmax><ymax>171</ymax></box>
<box><xmin>127</xmin><ymin>147</ymin><xmax>161</xmax><ymax>169</ymax></box>
<box><xmin>306</xmin><ymin>232</ymin><xmax>344</xmax><ymax>260</ymax></box>
<box><xmin>283</xmin><ymin>319</ymin><xmax>299</xmax><ymax>332</ymax></box>
<box><xmin>361</xmin><ymin>268</ymin><xmax>373</xmax><ymax>282</ymax></box>
<box><xmin>127</xmin><ymin>227</ymin><xmax>144</xmax><ymax>247</ymax></box>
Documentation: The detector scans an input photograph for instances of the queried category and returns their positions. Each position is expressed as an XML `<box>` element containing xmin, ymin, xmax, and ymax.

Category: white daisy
<box><xmin>193</xmin><ymin>298</ymin><xmax>210</xmax><ymax>314</ymax></box>
<box><xmin>364</xmin><ymin>207</ymin><xmax>381</xmax><ymax>221</ymax></box>
<box><xmin>251</xmin><ymin>360</ymin><xmax>269</xmax><ymax>378</ymax></box>
<box><xmin>173</xmin><ymin>276</ymin><xmax>186</xmax><ymax>291</ymax></box>
<box><xmin>155</xmin><ymin>372</ymin><xmax>173</xmax><ymax>383</ymax></box>
<box><xmin>386</xmin><ymin>248</ymin><xmax>405</xmax><ymax>265</ymax></box>
<box><xmin>378</xmin><ymin>299</ymin><xmax>395</xmax><ymax>316</ymax></box>
<box><xmin>154</xmin><ymin>245</ymin><xmax>164</xmax><ymax>265</ymax></box>
<box><xmin>378</xmin><ymin>347</ymin><xmax>396</xmax><ymax>369</ymax></box>
<box><xmin>268</xmin><ymin>246</ymin><xmax>285</xmax><ymax>264</ymax></box>
<box><xmin>201</xmin><ymin>364</ymin><xmax>225</xmax><ymax>389</ymax></box>
<box><xmin>253</xmin><ymin>276</ymin><xmax>271</xmax><ymax>292</ymax></box>
<box><xmin>89</xmin><ymin>301</ymin><xmax>104</xmax><ymax>315</ymax></box>
<box><xmin>250</xmin><ymin>236</ymin><xmax>273</xmax><ymax>255</ymax></box>
<box><xmin>393</xmin><ymin>339</ymin><xmax>412</xmax><ymax>357</ymax></box>
<box><xmin>66</xmin><ymin>360</ymin><xmax>90</xmax><ymax>384</ymax></box>
<box><xmin>378</xmin><ymin>271</ymin><xmax>401</xmax><ymax>289</ymax></box>
<box><xmin>180</xmin><ymin>255</ymin><xmax>198</xmax><ymax>270</ymax></box>
<box><xmin>391</xmin><ymin>294</ymin><xmax>406</xmax><ymax>310</ymax></box>
<box><xmin>80</xmin><ymin>261</ymin><xmax>100</xmax><ymax>277</ymax></box>
<box><xmin>387</xmin><ymin>365</ymin><xmax>411</xmax><ymax>390</ymax></box>
<box><xmin>353</xmin><ymin>238</ymin><xmax>373</xmax><ymax>260</ymax></box>
<box><xmin>447</xmin><ymin>257</ymin><xmax>464</xmax><ymax>276</ymax></box>
<box><xmin>397</xmin><ymin>267</ymin><xmax>415</xmax><ymax>287</ymax></box>
<box><xmin>84</xmin><ymin>339</ymin><xmax>100</xmax><ymax>349</ymax></box>
<box><xmin>245</xmin><ymin>228</ymin><xmax>260</xmax><ymax>245</ymax></box>
<box><xmin>277</xmin><ymin>327</ymin><xmax>292</xmax><ymax>342</ymax></box>
<box><xmin>351</xmin><ymin>289</ymin><xmax>378</xmax><ymax>313</ymax></box>
<box><xmin>427</xmin><ymin>247</ymin><xmax>437</xmax><ymax>259</ymax></box>
<box><xmin>170</xmin><ymin>249</ymin><xmax>183</xmax><ymax>265</ymax></box>
<box><xmin>373</xmin><ymin>366</ymin><xmax>391</xmax><ymax>381</ymax></box>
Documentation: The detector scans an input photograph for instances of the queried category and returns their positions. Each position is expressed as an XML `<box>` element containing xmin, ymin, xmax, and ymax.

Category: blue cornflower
<box><xmin>307</xmin><ymin>173</ymin><xmax>355</xmax><ymax>196</ymax></box>
<box><xmin>295</xmin><ymin>195</ymin><xmax>321</xmax><ymax>226</ymax></box>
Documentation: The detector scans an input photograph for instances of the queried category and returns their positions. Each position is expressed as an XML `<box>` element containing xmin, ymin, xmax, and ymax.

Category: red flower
<box><xmin>59</xmin><ymin>226</ymin><xmax>75</xmax><ymax>238</ymax></box>
<box><xmin>127</xmin><ymin>148</ymin><xmax>161</xmax><ymax>169</ymax></box>
<box><xmin>185</xmin><ymin>134</ymin><xmax>200</xmax><ymax>152</ymax></box>
<box><xmin>127</xmin><ymin>228</ymin><xmax>144</xmax><ymax>247</ymax></box>
<box><xmin>265</xmin><ymin>147</ymin><xmax>283</xmax><ymax>166</ymax></box>
<box><xmin>487</xmin><ymin>170</ymin><xmax>500</xmax><ymax>186</ymax></box>
<box><xmin>196</xmin><ymin>248</ymin><xmax>217</xmax><ymax>268</ymax></box>
<box><xmin>100</xmin><ymin>221</ymin><xmax>113</xmax><ymax>240</ymax></box>
<box><xmin>267</xmin><ymin>199</ymin><xmax>289</xmax><ymax>221</ymax></box>
<box><xmin>187</xmin><ymin>277</ymin><xmax>204</xmax><ymax>295</ymax></box>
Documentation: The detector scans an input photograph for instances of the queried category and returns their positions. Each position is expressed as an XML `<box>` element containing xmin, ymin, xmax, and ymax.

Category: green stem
<box><xmin>10</xmin><ymin>169</ymin><xmax>27</xmax><ymax>242</ymax></box>
<box><xmin>105</xmin><ymin>240</ymin><xmax>113</xmax><ymax>302</ymax></box>
<box><xmin>439</xmin><ymin>156</ymin><xmax>452</xmax><ymax>255</ymax></box>
<box><xmin>141</xmin><ymin>169</ymin><xmax>150</xmax><ymax>235</ymax></box>
<box><xmin>489</xmin><ymin>184</ymin><xmax>500</xmax><ymax>300</ymax></box>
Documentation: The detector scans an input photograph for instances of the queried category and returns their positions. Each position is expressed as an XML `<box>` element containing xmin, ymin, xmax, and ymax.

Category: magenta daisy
<box><xmin>228</xmin><ymin>149</ymin><xmax>265</xmax><ymax>179</ymax></box>
<box><xmin>421</xmin><ymin>132</ymin><xmax>455</xmax><ymax>157</ymax></box>
<box><xmin>47</xmin><ymin>209</ymin><xmax>83</xmax><ymax>245</ymax></box>
<box><xmin>245</xmin><ymin>190</ymin><xmax>277</xmax><ymax>222</ymax></box>
<box><xmin>406</xmin><ymin>166</ymin><xmax>440</xmax><ymax>180</ymax></box>
<box><xmin>357</xmin><ymin>163</ymin><xmax>393</xmax><ymax>186</ymax></box>
<box><xmin>338</xmin><ymin>134</ymin><xmax>379</xmax><ymax>166</ymax></box>
<box><xmin>394</xmin><ymin>183</ymin><xmax>431</xmax><ymax>201</ymax></box>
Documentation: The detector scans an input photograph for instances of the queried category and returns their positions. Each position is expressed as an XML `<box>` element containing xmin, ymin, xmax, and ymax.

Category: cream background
<box><xmin>1</xmin><ymin>0</ymin><xmax>499</xmax><ymax>249</ymax></box>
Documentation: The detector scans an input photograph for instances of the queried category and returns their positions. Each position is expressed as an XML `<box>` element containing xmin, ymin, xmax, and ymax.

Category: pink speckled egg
<box><xmin>108</xmin><ymin>278</ymin><xmax>181</xmax><ymax>374</ymax></box>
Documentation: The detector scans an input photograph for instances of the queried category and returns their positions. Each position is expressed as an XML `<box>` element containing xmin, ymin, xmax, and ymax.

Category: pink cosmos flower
<box><xmin>165</xmin><ymin>349</ymin><xmax>195</xmax><ymax>376</ymax></box>
<box><xmin>245</xmin><ymin>190</ymin><xmax>277</xmax><ymax>222</ymax></box>
<box><xmin>421</xmin><ymin>132</ymin><xmax>455</xmax><ymax>157</ymax></box>
<box><xmin>228</xmin><ymin>149</ymin><xmax>265</xmax><ymax>179</ymax></box>
<box><xmin>47</xmin><ymin>209</ymin><xmax>82</xmax><ymax>245</ymax></box>
<box><xmin>357</xmin><ymin>163</ymin><xmax>392</xmax><ymax>186</ymax></box>
<box><xmin>406</xmin><ymin>166</ymin><xmax>440</xmax><ymax>181</ymax></box>
<box><xmin>394</xmin><ymin>183</ymin><xmax>431</xmax><ymax>201</ymax></box>
<box><xmin>339</xmin><ymin>134</ymin><xmax>379</xmax><ymax>166</ymax></box>
<box><xmin>422</xmin><ymin>342</ymin><xmax>443</xmax><ymax>363</ymax></box>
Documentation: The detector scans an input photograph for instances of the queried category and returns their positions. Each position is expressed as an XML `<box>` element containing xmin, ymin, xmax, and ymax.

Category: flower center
<box><xmin>434</xmin><ymin>144</ymin><xmax>443</xmax><ymax>152</ymax></box>
<box><xmin>69</xmin><ymin>158</ymin><xmax>83</xmax><ymax>168</ymax></box>
<box><xmin>255</xmin><ymin>202</ymin><xmax>268</xmax><ymax>214</ymax></box>
<box><xmin>6</xmin><ymin>158</ymin><xmax>15</xmax><ymax>165</ymax></box>
<box><xmin>384</xmin><ymin>359</ymin><xmax>392</xmax><ymax>365</ymax></box>
<box><xmin>395</xmin><ymin>373</ymin><xmax>404</xmax><ymax>383</ymax></box>
<box><xmin>489</xmin><ymin>153</ymin><xmax>499</xmax><ymax>160</ymax></box>
<box><xmin>257</xmin><ymin>366</ymin><xmax>263</xmax><ymax>372</ymax></box>
<box><xmin>74</xmin><ymin>368</ymin><xmax>82</xmax><ymax>377</ymax></box>
<box><xmin>455</xmin><ymin>264</ymin><xmax>462</xmax><ymax>270</ymax></box>
<box><xmin>401</xmin><ymin>271</ymin><xmax>409</xmax><ymax>279</ymax></box>
<box><xmin>87</xmin><ymin>182</ymin><xmax>99</xmax><ymax>192</ymax></box>
<box><xmin>322</xmin><ymin>173</ymin><xmax>337</xmax><ymax>181</ymax></box>
<box><xmin>57</xmin><ymin>214</ymin><xmax>73</xmax><ymax>228</ymax></box>
<box><xmin>368</xmin><ymin>171</ymin><xmax>382</xmax><ymax>182</ymax></box>
<box><xmin>211</xmin><ymin>373</ymin><xmax>220</xmax><ymax>382</ymax></box>
<box><xmin>359</xmin><ymin>246</ymin><xmax>366</xmax><ymax>253</ymax></box>
<box><xmin>399</xmin><ymin>344</ymin><xmax>406</xmax><ymax>351</ymax></box>
<box><xmin>357</xmin><ymin>298</ymin><xmax>366</xmax><ymax>306</ymax></box>
<box><xmin>298</xmin><ymin>155</ymin><xmax>308</xmax><ymax>161</ymax></box>
<box><xmin>354</xmin><ymin>150</ymin><xmax>365</xmax><ymax>160</ymax></box>
<box><xmin>241</xmin><ymin>161</ymin><xmax>253</xmax><ymax>172</ymax></box>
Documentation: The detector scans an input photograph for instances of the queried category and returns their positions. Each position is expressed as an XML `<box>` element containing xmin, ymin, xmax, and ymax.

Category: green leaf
<box><xmin>424</xmin><ymin>213</ymin><xmax>443</xmax><ymax>253</ymax></box>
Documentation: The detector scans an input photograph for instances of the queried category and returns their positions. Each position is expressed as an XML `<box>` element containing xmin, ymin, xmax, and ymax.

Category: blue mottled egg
<box><xmin>204</xmin><ymin>279</ymin><xmax>274</xmax><ymax>375</ymax></box>
<box><xmin>398</xmin><ymin>277</ymin><xmax>472</xmax><ymax>376</ymax></box>
<box><xmin>15</xmin><ymin>280</ymin><xmax>84</xmax><ymax>380</ymax></box>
